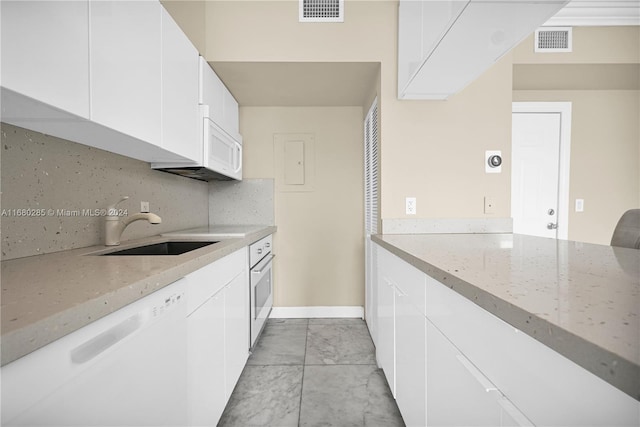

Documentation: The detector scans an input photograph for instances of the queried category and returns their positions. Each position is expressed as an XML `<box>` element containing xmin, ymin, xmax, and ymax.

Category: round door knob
<box><xmin>488</xmin><ymin>155</ymin><xmax>502</xmax><ymax>168</ymax></box>
<box><xmin>257</xmin><ymin>248</ymin><xmax>263</xmax><ymax>255</ymax></box>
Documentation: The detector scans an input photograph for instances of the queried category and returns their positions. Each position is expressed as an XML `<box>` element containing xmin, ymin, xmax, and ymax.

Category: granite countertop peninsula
<box><xmin>372</xmin><ymin>233</ymin><xmax>640</xmax><ymax>401</ymax></box>
<box><xmin>1</xmin><ymin>225</ymin><xmax>276</xmax><ymax>366</ymax></box>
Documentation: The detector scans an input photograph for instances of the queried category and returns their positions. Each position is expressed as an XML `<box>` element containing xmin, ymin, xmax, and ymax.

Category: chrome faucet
<box><xmin>104</xmin><ymin>196</ymin><xmax>162</xmax><ymax>246</ymax></box>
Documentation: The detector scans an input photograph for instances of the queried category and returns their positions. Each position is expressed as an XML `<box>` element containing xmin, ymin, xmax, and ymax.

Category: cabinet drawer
<box><xmin>378</xmin><ymin>246</ymin><xmax>425</xmax><ymax>315</ymax></box>
<box><xmin>186</xmin><ymin>248</ymin><xmax>247</xmax><ymax>315</ymax></box>
<box><xmin>424</xmin><ymin>276</ymin><xmax>639</xmax><ymax>427</ymax></box>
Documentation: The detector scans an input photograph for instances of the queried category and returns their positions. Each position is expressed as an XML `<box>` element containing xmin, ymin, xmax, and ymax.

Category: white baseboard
<box><xmin>270</xmin><ymin>306</ymin><xmax>364</xmax><ymax>319</ymax></box>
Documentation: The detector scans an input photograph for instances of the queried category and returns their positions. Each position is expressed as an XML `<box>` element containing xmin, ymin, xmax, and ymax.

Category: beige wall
<box><xmin>512</xmin><ymin>26</ymin><xmax>640</xmax><ymax>65</ymax></box>
<box><xmin>199</xmin><ymin>0</ymin><xmax>514</xmax><ymax>307</ymax></box>
<box><xmin>512</xmin><ymin>90</ymin><xmax>640</xmax><ymax>245</ymax></box>
<box><xmin>380</xmin><ymin>56</ymin><xmax>513</xmax><ymax>219</ymax></box>
<box><xmin>241</xmin><ymin>107</ymin><xmax>365</xmax><ymax>307</ymax></box>
<box><xmin>512</xmin><ymin>26</ymin><xmax>640</xmax><ymax>245</ymax></box>
<box><xmin>204</xmin><ymin>0</ymin><xmax>513</xmax><ymax>220</ymax></box>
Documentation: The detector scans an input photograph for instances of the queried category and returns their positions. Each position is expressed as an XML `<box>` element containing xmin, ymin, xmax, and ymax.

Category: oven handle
<box><xmin>252</xmin><ymin>254</ymin><xmax>274</xmax><ymax>275</ymax></box>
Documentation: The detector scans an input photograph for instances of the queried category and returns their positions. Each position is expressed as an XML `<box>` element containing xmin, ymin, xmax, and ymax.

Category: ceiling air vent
<box><xmin>299</xmin><ymin>0</ymin><xmax>344</xmax><ymax>23</ymax></box>
<box><xmin>534</xmin><ymin>27</ymin><xmax>572</xmax><ymax>53</ymax></box>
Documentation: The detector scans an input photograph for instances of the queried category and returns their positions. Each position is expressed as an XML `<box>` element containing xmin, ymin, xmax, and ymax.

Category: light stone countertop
<box><xmin>1</xmin><ymin>226</ymin><xmax>276</xmax><ymax>366</ymax></box>
<box><xmin>372</xmin><ymin>233</ymin><xmax>640</xmax><ymax>401</ymax></box>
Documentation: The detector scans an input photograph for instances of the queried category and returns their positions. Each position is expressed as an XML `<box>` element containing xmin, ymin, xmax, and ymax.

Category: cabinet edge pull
<box><xmin>455</xmin><ymin>354</ymin><xmax>498</xmax><ymax>393</ymax></box>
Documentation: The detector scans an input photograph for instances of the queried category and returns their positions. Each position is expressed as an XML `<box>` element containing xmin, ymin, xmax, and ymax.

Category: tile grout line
<box><xmin>297</xmin><ymin>319</ymin><xmax>310</xmax><ymax>427</ymax></box>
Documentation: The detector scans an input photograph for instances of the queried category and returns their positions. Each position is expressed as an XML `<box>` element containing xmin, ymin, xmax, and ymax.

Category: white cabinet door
<box><xmin>425</xmin><ymin>318</ymin><xmax>504</xmax><ymax>426</ymax></box>
<box><xmin>90</xmin><ymin>0</ymin><xmax>162</xmax><ymax>146</ymax></box>
<box><xmin>186</xmin><ymin>248</ymin><xmax>248</xmax><ymax>427</ymax></box>
<box><xmin>1</xmin><ymin>0</ymin><xmax>90</xmax><ymax>118</ymax></box>
<box><xmin>222</xmin><ymin>89</ymin><xmax>240</xmax><ymax>136</ymax></box>
<box><xmin>187</xmin><ymin>288</ymin><xmax>226</xmax><ymax>426</ymax></box>
<box><xmin>199</xmin><ymin>58</ymin><xmax>225</xmax><ymax>123</ymax></box>
<box><xmin>160</xmin><ymin>7</ymin><xmax>200</xmax><ymax>163</ymax></box>
<box><xmin>377</xmin><ymin>274</ymin><xmax>396</xmax><ymax>396</ymax></box>
<box><xmin>395</xmin><ymin>294</ymin><xmax>426</xmax><ymax>427</ymax></box>
<box><xmin>224</xmin><ymin>271</ymin><xmax>249</xmax><ymax>398</ymax></box>
<box><xmin>199</xmin><ymin>57</ymin><xmax>241</xmax><ymax>139</ymax></box>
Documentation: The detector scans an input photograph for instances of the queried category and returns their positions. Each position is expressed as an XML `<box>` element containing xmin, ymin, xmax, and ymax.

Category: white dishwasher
<box><xmin>1</xmin><ymin>278</ymin><xmax>188</xmax><ymax>427</ymax></box>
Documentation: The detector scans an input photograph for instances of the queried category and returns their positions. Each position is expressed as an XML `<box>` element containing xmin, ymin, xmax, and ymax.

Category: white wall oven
<box><xmin>249</xmin><ymin>235</ymin><xmax>273</xmax><ymax>348</ymax></box>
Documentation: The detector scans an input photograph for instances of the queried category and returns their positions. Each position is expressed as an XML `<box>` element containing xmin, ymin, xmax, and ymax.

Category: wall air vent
<box><xmin>299</xmin><ymin>0</ymin><xmax>344</xmax><ymax>22</ymax></box>
<box><xmin>534</xmin><ymin>27</ymin><xmax>572</xmax><ymax>53</ymax></box>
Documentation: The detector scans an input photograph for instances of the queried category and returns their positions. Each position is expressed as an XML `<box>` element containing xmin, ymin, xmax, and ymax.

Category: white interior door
<box><xmin>511</xmin><ymin>112</ymin><xmax>561</xmax><ymax>238</ymax></box>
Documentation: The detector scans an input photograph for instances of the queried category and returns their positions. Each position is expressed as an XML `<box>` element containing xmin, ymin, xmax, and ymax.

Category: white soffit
<box><xmin>545</xmin><ymin>0</ymin><xmax>640</xmax><ymax>26</ymax></box>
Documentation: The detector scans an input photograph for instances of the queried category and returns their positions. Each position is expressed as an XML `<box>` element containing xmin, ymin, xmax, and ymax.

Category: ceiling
<box><xmin>210</xmin><ymin>62</ymin><xmax>380</xmax><ymax>107</ymax></box>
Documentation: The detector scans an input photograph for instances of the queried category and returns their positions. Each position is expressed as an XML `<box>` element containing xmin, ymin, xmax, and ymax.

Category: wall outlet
<box><xmin>141</xmin><ymin>201</ymin><xmax>150</xmax><ymax>213</ymax></box>
<box><xmin>484</xmin><ymin>196</ymin><xmax>496</xmax><ymax>214</ymax></box>
<box><xmin>406</xmin><ymin>197</ymin><xmax>416</xmax><ymax>215</ymax></box>
<box><xmin>575</xmin><ymin>199</ymin><xmax>584</xmax><ymax>212</ymax></box>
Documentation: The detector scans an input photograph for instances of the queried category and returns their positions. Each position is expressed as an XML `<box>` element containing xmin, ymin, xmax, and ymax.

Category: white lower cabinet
<box><xmin>377</xmin><ymin>246</ymin><xmax>427</xmax><ymax>425</ymax></box>
<box><xmin>223</xmin><ymin>271</ymin><xmax>250</xmax><ymax>398</ymax></box>
<box><xmin>186</xmin><ymin>248</ymin><xmax>249</xmax><ymax>427</ymax></box>
<box><xmin>1</xmin><ymin>247</ymin><xmax>252</xmax><ymax>427</ymax></box>
<box><xmin>395</xmin><ymin>293</ymin><xmax>427</xmax><ymax>427</ymax></box>
<box><xmin>425</xmin><ymin>318</ymin><xmax>526</xmax><ymax>427</ymax></box>
<box><xmin>424</xmin><ymin>273</ymin><xmax>640</xmax><ymax>427</ymax></box>
<box><xmin>188</xmin><ymin>286</ymin><xmax>226</xmax><ymax>425</ymax></box>
<box><xmin>372</xmin><ymin>242</ymin><xmax>639</xmax><ymax>427</ymax></box>
<box><xmin>377</xmin><ymin>273</ymin><xmax>396</xmax><ymax>394</ymax></box>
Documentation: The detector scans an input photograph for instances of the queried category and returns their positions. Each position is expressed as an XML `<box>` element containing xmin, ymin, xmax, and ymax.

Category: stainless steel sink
<box><xmin>100</xmin><ymin>241</ymin><xmax>219</xmax><ymax>256</ymax></box>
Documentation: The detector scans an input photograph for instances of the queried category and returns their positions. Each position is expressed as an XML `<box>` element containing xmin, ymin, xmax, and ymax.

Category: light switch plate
<box><xmin>575</xmin><ymin>199</ymin><xmax>584</xmax><ymax>212</ymax></box>
<box><xmin>141</xmin><ymin>201</ymin><xmax>150</xmax><ymax>213</ymax></box>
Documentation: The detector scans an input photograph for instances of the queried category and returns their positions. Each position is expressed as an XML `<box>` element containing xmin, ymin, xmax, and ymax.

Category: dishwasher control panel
<box><xmin>151</xmin><ymin>291</ymin><xmax>185</xmax><ymax>319</ymax></box>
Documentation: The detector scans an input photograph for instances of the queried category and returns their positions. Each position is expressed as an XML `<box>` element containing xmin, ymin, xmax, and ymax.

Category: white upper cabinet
<box><xmin>161</xmin><ymin>8</ymin><xmax>201</xmax><ymax>163</ymax></box>
<box><xmin>199</xmin><ymin>58</ymin><xmax>225</xmax><ymax>125</ymax></box>
<box><xmin>222</xmin><ymin>89</ymin><xmax>240</xmax><ymax>136</ymax></box>
<box><xmin>397</xmin><ymin>0</ymin><xmax>568</xmax><ymax>99</ymax></box>
<box><xmin>90</xmin><ymin>0</ymin><xmax>162</xmax><ymax>146</ymax></box>
<box><xmin>1</xmin><ymin>0</ymin><xmax>204</xmax><ymax>165</ymax></box>
<box><xmin>1</xmin><ymin>0</ymin><xmax>90</xmax><ymax>119</ymax></box>
<box><xmin>199</xmin><ymin>58</ymin><xmax>241</xmax><ymax>140</ymax></box>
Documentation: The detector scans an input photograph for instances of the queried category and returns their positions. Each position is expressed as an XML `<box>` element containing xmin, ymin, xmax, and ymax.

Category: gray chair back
<box><xmin>611</xmin><ymin>209</ymin><xmax>640</xmax><ymax>249</ymax></box>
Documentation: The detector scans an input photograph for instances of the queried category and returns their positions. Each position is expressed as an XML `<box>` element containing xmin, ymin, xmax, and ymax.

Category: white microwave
<box><xmin>152</xmin><ymin>106</ymin><xmax>242</xmax><ymax>182</ymax></box>
<box><xmin>203</xmin><ymin>108</ymin><xmax>242</xmax><ymax>181</ymax></box>
<box><xmin>152</xmin><ymin>57</ymin><xmax>242</xmax><ymax>182</ymax></box>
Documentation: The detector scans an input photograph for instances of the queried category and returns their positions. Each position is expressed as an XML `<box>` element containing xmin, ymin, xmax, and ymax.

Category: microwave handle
<box><xmin>233</xmin><ymin>139</ymin><xmax>242</xmax><ymax>174</ymax></box>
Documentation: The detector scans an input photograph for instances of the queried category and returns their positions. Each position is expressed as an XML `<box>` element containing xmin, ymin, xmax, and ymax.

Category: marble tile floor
<box><xmin>219</xmin><ymin>318</ymin><xmax>405</xmax><ymax>427</ymax></box>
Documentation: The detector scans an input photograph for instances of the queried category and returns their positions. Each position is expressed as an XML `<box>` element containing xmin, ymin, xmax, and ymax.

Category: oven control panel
<box><xmin>249</xmin><ymin>234</ymin><xmax>272</xmax><ymax>268</ymax></box>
